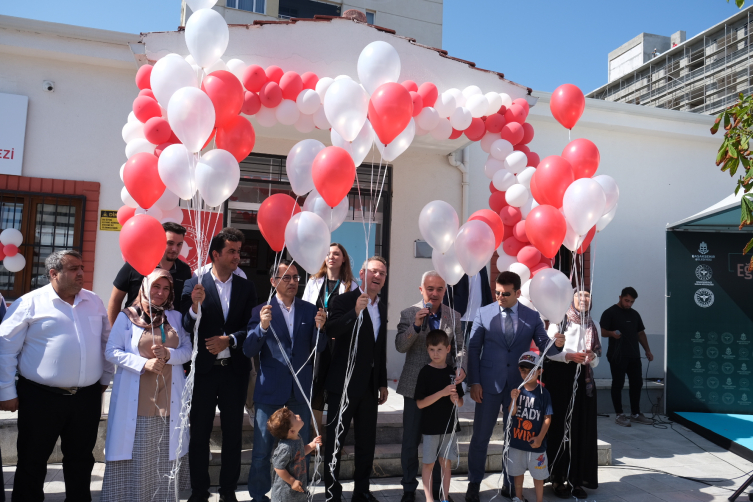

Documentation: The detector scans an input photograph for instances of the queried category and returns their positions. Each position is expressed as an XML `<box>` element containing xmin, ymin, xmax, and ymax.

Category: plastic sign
<box><xmin>100</xmin><ymin>210</ymin><xmax>122</xmax><ymax>231</ymax></box>
<box><xmin>0</xmin><ymin>93</ymin><xmax>28</xmax><ymax>176</ymax></box>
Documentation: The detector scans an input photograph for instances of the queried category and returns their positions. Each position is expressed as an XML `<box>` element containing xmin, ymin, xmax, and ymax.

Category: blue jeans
<box><xmin>247</xmin><ymin>395</ymin><xmax>310</xmax><ymax>502</ymax></box>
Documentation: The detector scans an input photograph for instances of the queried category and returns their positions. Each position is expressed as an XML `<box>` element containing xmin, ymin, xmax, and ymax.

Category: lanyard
<box><xmin>323</xmin><ymin>279</ymin><xmax>340</xmax><ymax>308</ymax></box>
<box><xmin>159</xmin><ymin>324</ymin><xmax>166</xmax><ymax>344</ymax></box>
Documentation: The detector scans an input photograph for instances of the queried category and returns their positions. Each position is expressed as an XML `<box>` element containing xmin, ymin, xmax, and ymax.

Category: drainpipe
<box><xmin>447</xmin><ymin>146</ymin><xmax>470</xmax><ymax>222</ymax></box>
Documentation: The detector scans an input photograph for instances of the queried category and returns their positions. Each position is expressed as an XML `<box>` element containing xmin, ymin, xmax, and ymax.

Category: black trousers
<box><xmin>189</xmin><ymin>364</ymin><xmax>249</xmax><ymax>496</ymax></box>
<box><xmin>400</xmin><ymin>397</ymin><xmax>441</xmax><ymax>494</ymax></box>
<box><xmin>12</xmin><ymin>378</ymin><xmax>102</xmax><ymax>502</ymax></box>
<box><xmin>324</xmin><ymin>387</ymin><xmax>378</xmax><ymax>500</ymax></box>
<box><xmin>609</xmin><ymin>356</ymin><xmax>643</xmax><ymax>415</ymax></box>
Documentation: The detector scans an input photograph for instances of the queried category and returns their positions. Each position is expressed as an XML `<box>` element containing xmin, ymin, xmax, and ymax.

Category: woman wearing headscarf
<box><xmin>101</xmin><ymin>269</ymin><xmax>192</xmax><ymax>502</ymax></box>
<box><xmin>543</xmin><ymin>290</ymin><xmax>601</xmax><ymax>500</ymax></box>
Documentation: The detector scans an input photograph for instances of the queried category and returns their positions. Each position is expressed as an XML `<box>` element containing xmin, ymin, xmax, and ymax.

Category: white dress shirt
<box><xmin>499</xmin><ymin>301</ymin><xmax>520</xmax><ymax>334</ymax></box>
<box><xmin>360</xmin><ymin>288</ymin><xmax>381</xmax><ymax>341</ymax></box>
<box><xmin>0</xmin><ymin>284</ymin><xmax>114</xmax><ymax>401</ymax></box>
<box><xmin>461</xmin><ymin>273</ymin><xmax>484</xmax><ymax>322</ymax></box>
<box><xmin>275</xmin><ymin>296</ymin><xmax>295</xmax><ymax>343</ymax></box>
<box><xmin>188</xmin><ymin>268</ymin><xmax>234</xmax><ymax>358</ymax></box>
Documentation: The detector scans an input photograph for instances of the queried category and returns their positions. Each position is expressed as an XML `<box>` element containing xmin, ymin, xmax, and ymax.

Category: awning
<box><xmin>667</xmin><ymin>191</ymin><xmax>751</xmax><ymax>231</ymax></box>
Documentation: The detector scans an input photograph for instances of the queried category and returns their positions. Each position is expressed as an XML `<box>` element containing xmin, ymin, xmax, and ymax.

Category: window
<box><xmin>365</xmin><ymin>11</ymin><xmax>375</xmax><ymax>24</ymax></box>
<box><xmin>0</xmin><ymin>193</ymin><xmax>84</xmax><ymax>300</ymax></box>
<box><xmin>227</xmin><ymin>0</ymin><xmax>265</xmax><ymax>14</ymax></box>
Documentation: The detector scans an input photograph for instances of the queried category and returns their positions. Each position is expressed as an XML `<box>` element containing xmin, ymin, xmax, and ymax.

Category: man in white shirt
<box><xmin>0</xmin><ymin>249</ymin><xmax>113</xmax><ymax>502</ymax></box>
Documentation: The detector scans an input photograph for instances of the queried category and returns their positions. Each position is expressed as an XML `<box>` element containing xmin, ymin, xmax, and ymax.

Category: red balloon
<box><xmin>135</xmin><ymin>64</ymin><xmax>153</xmax><ymax>90</ymax></box>
<box><xmin>301</xmin><ymin>72</ymin><xmax>319</xmax><ymax>90</ymax></box>
<box><xmin>417</xmin><ymin>82</ymin><xmax>438</xmax><ymax>107</ymax></box>
<box><xmin>120</xmin><ymin>214</ymin><xmax>166</xmax><ymax>276</ymax></box>
<box><xmin>500</xmin><ymin>122</ymin><xmax>524</xmax><ymax>145</ymax></box>
<box><xmin>259</xmin><ymin>81</ymin><xmax>283</xmax><ymax>108</ymax></box>
<box><xmin>489</xmin><ymin>181</ymin><xmax>499</xmax><ymax>193</ymax></box>
<box><xmin>369</xmin><ymin>83</ymin><xmax>413</xmax><ymax>145</ymax></box>
<box><xmin>279</xmin><ymin>71</ymin><xmax>303</xmax><ymax>101</ymax></box>
<box><xmin>3</xmin><ymin>244</ymin><xmax>18</xmax><ymax>257</ymax></box>
<box><xmin>513</xmin><ymin>220</ymin><xmax>528</xmax><ymax>242</ymax></box>
<box><xmin>489</xmin><ymin>191</ymin><xmax>509</xmax><ymax>213</ymax></box>
<box><xmin>512</xmin><ymin>98</ymin><xmax>530</xmax><ymax>113</ymax></box>
<box><xmin>485</xmin><ymin>113</ymin><xmax>506</xmax><ymax>133</ymax></box>
<box><xmin>133</xmin><ymin>96</ymin><xmax>162</xmax><ymax>123</ymax></box>
<box><xmin>143</xmin><ymin>117</ymin><xmax>172</xmax><ymax>145</ymax></box>
<box><xmin>410</xmin><ymin>91</ymin><xmax>424</xmax><ymax>117</ymax></box>
<box><xmin>241</xmin><ymin>91</ymin><xmax>261</xmax><ymax>115</ymax></box>
<box><xmin>527</xmin><ymin>151</ymin><xmax>541</xmax><ymax>168</ymax></box>
<box><xmin>521</xmin><ymin>123</ymin><xmax>535</xmax><ymax>145</ymax></box>
<box><xmin>449</xmin><ymin>128</ymin><xmax>463</xmax><ymax>140</ymax></box>
<box><xmin>497</xmin><ymin>105</ymin><xmax>507</xmax><ymax>116</ymax></box>
<box><xmin>514</xmin><ymin>144</ymin><xmax>531</xmax><ymax>155</ymax></box>
<box><xmin>265</xmin><ymin>65</ymin><xmax>284</xmax><ymax>84</ymax></box>
<box><xmin>529</xmin><ymin>174</ymin><xmax>543</xmax><ymax>204</ymax></box>
<box><xmin>138</xmin><ymin>89</ymin><xmax>156</xmax><ymax>100</ymax></box>
<box><xmin>216</xmin><ymin>115</ymin><xmax>256</xmax><ymax>162</ymax></box>
<box><xmin>469</xmin><ymin>209</ymin><xmax>506</xmax><ymax>249</ymax></box>
<box><xmin>504</xmin><ymin>104</ymin><xmax>527</xmax><ymax>124</ymax></box>
<box><xmin>502</xmin><ymin>224</ymin><xmax>514</xmax><ymax>241</ymax></box>
<box><xmin>242</xmin><ymin>64</ymin><xmax>268</xmax><ymax>92</ymax></box>
<box><xmin>202</xmin><ymin>70</ymin><xmax>244</xmax><ymax>128</ymax></box>
<box><xmin>0</xmin><ymin>246</ymin><xmax>5</xmax><ymax>261</ymax></box>
<box><xmin>312</xmin><ymin>146</ymin><xmax>356</xmax><ymax>207</ymax></box>
<box><xmin>257</xmin><ymin>194</ymin><xmax>301</xmax><ymax>252</ymax></box>
<box><xmin>525</xmin><ymin>205</ymin><xmax>567</xmax><ymax>259</ymax></box>
<box><xmin>123</xmin><ymin>153</ymin><xmax>165</xmax><ymax>209</ymax></box>
<box><xmin>401</xmin><ymin>80</ymin><xmax>419</xmax><ymax>92</ymax></box>
<box><xmin>561</xmin><ymin>138</ymin><xmax>600</xmax><ymax>179</ymax></box>
<box><xmin>577</xmin><ymin>226</ymin><xmax>596</xmax><ymax>254</ymax></box>
<box><xmin>517</xmin><ymin>246</ymin><xmax>541</xmax><ymax>269</ymax></box>
<box><xmin>502</xmin><ymin>237</ymin><xmax>526</xmax><ymax>257</ymax></box>
<box><xmin>465</xmin><ymin>118</ymin><xmax>486</xmax><ymax>141</ymax></box>
<box><xmin>550</xmin><ymin>83</ymin><xmax>585</xmax><ymax>130</ymax></box>
<box><xmin>499</xmin><ymin>205</ymin><xmax>522</xmax><ymax>226</ymax></box>
<box><xmin>117</xmin><ymin>205</ymin><xmax>137</xmax><ymax>225</ymax></box>
<box><xmin>532</xmin><ymin>156</ymin><xmax>574</xmax><ymax>208</ymax></box>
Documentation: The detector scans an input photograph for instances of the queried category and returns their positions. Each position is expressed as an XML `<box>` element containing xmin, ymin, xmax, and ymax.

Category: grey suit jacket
<box><xmin>395</xmin><ymin>302</ymin><xmax>464</xmax><ymax>399</ymax></box>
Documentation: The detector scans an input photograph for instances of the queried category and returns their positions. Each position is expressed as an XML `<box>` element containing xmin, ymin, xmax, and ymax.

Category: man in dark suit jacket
<box><xmin>324</xmin><ymin>256</ymin><xmax>389</xmax><ymax>502</ymax></box>
<box><xmin>443</xmin><ymin>267</ymin><xmax>494</xmax><ymax>331</ymax></box>
<box><xmin>243</xmin><ymin>259</ymin><xmax>327</xmax><ymax>502</ymax></box>
<box><xmin>181</xmin><ymin>228</ymin><xmax>258</xmax><ymax>502</ymax></box>
<box><xmin>464</xmin><ymin>271</ymin><xmax>564</xmax><ymax>502</ymax></box>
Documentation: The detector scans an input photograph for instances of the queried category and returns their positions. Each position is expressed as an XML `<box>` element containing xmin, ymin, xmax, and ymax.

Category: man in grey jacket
<box><xmin>395</xmin><ymin>270</ymin><xmax>465</xmax><ymax>502</ymax></box>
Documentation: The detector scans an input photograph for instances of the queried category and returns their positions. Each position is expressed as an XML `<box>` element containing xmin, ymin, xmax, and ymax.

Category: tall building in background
<box><xmin>587</xmin><ymin>5</ymin><xmax>753</xmax><ymax>115</ymax></box>
<box><xmin>181</xmin><ymin>0</ymin><xmax>443</xmax><ymax>48</ymax></box>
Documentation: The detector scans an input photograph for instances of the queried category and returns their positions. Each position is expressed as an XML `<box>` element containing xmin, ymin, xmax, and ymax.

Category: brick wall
<box><xmin>489</xmin><ymin>247</ymin><xmax>592</xmax><ymax>292</ymax></box>
<box><xmin>0</xmin><ymin>174</ymin><xmax>100</xmax><ymax>291</ymax></box>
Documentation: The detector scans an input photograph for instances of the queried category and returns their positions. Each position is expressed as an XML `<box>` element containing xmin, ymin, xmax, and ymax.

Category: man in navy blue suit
<box><xmin>244</xmin><ymin>259</ymin><xmax>327</xmax><ymax>502</ymax></box>
<box><xmin>465</xmin><ymin>271</ymin><xmax>564</xmax><ymax>502</ymax></box>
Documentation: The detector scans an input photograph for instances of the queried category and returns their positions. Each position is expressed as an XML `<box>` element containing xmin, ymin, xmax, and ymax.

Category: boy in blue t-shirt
<box><xmin>507</xmin><ymin>351</ymin><xmax>553</xmax><ymax>502</ymax></box>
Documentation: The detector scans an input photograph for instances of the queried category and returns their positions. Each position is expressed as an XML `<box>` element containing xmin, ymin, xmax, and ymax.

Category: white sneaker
<box><xmin>511</xmin><ymin>498</ymin><xmax>524</xmax><ymax>502</ymax></box>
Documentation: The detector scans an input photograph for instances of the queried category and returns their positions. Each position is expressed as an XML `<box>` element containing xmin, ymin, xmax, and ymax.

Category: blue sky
<box><xmin>0</xmin><ymin>0</ymin><xmax>746</xmax><ymax>93</ymax></box>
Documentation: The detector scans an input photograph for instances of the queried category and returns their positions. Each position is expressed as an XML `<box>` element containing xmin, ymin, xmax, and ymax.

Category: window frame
<box><xmin>227</xmin><ymin>0</ymin><xmax>266</xmax><ymax>14</ymax></box>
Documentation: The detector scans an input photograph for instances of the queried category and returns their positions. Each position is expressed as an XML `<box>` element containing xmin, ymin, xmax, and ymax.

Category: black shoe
<box><xmin>499</xmin><ymin>485</ymin><xmax>515</xmax><ymax>499</ymax></box>
<box><xmin>219</xmin><ymin>492</ymin><xmax>239</xmax><ymax>502</ymax></box>
<box><xmin>465</xmin><ymin>482</ymin><xmax>480</xmax><ymax>502</ymax></box>
<box><xmin>352</xmin><ymin>492</ymin><xmax>379</xmax><ymax>502</ymax></box>
<box><xmin>401</xmin><ymin>492</ymin><xmax>416</xmax><ymax>502</ymax></box>
<box><xmin>187</xmin><ymin>493</ymin><xmax>210</xmax><ymax>502</ymax></box>
<box><xmin>571</xmin><ymin>486</ymin><xmax>587</xmax><ymax>500</ymax></box>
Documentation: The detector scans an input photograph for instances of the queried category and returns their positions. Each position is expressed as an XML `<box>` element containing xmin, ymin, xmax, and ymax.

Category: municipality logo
<box><xmin>695</xmin><ymin>288</ymin><xmax>714</xmax><ymax>308</ymax></box>
<box><xmin>699</xmin><ymin>242</ymin><xmax>709</xmax><ymax>254</ymax></box>
<box><xmin>693</xmin><ymin>242</ymin><xmax>715</xmax><ymax>261</ymax></box>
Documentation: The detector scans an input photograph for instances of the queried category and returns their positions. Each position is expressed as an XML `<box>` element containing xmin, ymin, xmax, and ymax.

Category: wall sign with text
<box><xmin>0</xmin><ymin>93</ymin><xmax>28</xmax><ymax>176</ymax></box>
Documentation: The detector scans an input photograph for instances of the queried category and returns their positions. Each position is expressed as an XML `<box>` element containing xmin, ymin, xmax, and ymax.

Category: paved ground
<box><xmin>4</xmin><ymin>414</ymin><xmax>753</xmax><ymax>502</ymax></box>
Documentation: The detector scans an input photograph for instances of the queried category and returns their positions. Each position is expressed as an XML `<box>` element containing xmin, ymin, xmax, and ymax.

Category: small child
<box><xmin>267</xmin><ymin>407</ymin><xmax>322</xmax><ymax>502</ymax></box>
<box><xmin>415</xmin><ymin>329</ymin><xmax>464</xmax><ymax>502</ymax></box>
<box><xmin>507</xmin><ymin>351</ymin><xmax>553</xmax><ymax>502</ymax></box>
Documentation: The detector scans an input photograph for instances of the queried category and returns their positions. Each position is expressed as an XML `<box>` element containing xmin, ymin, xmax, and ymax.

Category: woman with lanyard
<box><xmin>302</xmin><ymin>243</ymin><xmax>358</xmax><ymax>433</ymax></box>
<box><xmin>543</xmin><ymin>290</ymin><xmax>601</xmax><ymax>500</ymax></box>
<box><xmin>101</xmin><ymin>268</ymin><xmax>192</xmax><ymax>502</ymax></box>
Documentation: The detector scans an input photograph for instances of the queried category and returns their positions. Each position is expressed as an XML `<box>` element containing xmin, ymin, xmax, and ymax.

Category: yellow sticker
<box><xmin>100</xmin><ymin>210</ymin><xmax>122</xmax><ymax>231</ymax></box>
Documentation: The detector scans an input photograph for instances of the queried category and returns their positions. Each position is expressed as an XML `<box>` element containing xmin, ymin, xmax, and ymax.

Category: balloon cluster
<box><xmin>0</xmin><ymin>228</ymin><xmax>26</xmax><ymax>273</ymax></box>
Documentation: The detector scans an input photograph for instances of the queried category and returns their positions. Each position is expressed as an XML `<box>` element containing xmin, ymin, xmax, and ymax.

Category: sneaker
<box><xmin>615</xmin><ymin>414</ymin><xmax>632</xmax><ymax>427</ymax></box>
<box><xmin>630</xmin><ymin>413</ymin><xmax>653</xmax><ymax>425</ymax></box>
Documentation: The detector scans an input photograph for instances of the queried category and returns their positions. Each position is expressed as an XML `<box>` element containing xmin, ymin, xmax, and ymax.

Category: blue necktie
<box><xmin>504</xmin><ymin>308</ymin><xmax>514</xmax><ymax>345</ymax></box>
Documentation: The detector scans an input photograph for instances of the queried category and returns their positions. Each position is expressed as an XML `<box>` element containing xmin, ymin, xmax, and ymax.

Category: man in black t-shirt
<box><xmin>599</xmin><ymin>287</ymin><xmax>654</xmax><ymax>427</ymax></box>
<box><xmin>107</xmin><ymin>222</ymin><xmax>192</xmax><ymax>325</ymax></box>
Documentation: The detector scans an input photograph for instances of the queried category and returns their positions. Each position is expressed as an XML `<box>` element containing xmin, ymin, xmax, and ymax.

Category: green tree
<box><xmin>728</xmin><ymin>0</ymin><xmax>745</xmax><ymax>7</ymax></box>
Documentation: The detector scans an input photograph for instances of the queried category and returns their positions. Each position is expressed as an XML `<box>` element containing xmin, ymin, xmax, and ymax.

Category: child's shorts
<box><xmin>422</xmin><ymin>433</ymin><xmax>458</xmax><ymax>462</ymax></box>
<box><xmin>507</xmin><ymin>448</ymin><xmax>549</xmax><ymax>480</ymax></box>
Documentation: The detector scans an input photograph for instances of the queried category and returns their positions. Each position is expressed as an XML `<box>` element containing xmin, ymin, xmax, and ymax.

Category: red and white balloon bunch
<box><xmin>0</xmin><ymin>228</ymin><xmax>25</xmax><ymax>273</ymax></box>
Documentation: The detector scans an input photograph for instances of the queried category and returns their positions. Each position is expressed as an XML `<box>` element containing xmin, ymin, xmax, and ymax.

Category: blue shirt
<box><xmin>509</xmin><ymin>385</ymin><xmax>552</xmax><ymax>453</ymax></box>
<box><xmin>500</xmin><ymin>301</ymin><xmax>519</xmax><ymax>335</ymax></box>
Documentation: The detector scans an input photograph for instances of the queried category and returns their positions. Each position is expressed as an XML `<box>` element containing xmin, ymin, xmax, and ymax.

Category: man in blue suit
<box><xmin>465</xmin><ymin>271</ymin><xmax>564</xmax><ymax>502</ymax></box>
<box><xmin>244</xmin><ymin>259</ymin><xmax>327</xmax><ymax>502</ymax></box>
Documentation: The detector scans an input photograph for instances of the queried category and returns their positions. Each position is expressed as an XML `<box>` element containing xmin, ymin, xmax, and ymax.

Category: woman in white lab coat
<box><xmin>101</xmin><ymin>269</ymin><xmax>192</xmax><ymax>502</ymax></box>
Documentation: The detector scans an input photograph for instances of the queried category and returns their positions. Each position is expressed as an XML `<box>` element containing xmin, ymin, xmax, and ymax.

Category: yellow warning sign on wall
<box><xmin>100</xmin><ymin>210</ymin><xmax>122</xmax><ymax>231</ymax></box>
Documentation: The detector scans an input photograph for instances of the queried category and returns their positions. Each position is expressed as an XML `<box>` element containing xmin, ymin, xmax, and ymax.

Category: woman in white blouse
<box><xmin>544</xmin><ymin>290</ymin><xmax>601</xmax><ymax>500</ymax></box>
<box><xmin>101</xmin><ymin>269</ymin><xmax>193</xmax><ymax>502</ymax></box>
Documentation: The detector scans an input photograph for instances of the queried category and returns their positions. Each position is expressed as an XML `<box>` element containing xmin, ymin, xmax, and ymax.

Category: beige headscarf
<box><xmin>124</xmin><ymin>269</ymin><xmax>176</xmax><ymax>340</ymax></box>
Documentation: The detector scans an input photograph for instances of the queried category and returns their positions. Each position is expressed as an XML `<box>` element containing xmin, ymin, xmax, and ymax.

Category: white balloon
<box><xmin>462</xmin><ymin>85</ymin><xmax>482</xmax><ymax>98</ymax></box>
<box><xmin>315</xmin><ymin>77</ymin><xmax>334</xmax><ymax>101</ymax></box>
<box><xmin>194</xmin><ymin>149</ymin><xmax>240</xmax><ymax>207</ymax></box>
<box><xmin>562</xmin><ymin>220</ymin><xmax>581</xmax><ymax>252</ymax></box>
<box><xmin>125</xmin><ymin>138</ymin><xmax>154</xmax><ymax>159</ymax></box>
<box><xmin>286</xmin><ymin>139</ymin><xmax>325</xmax><ymax>196</ymax></box>
<box><xmin>294</xmin><ymin>113</ymin><xmax>315</xmax><ymax>133</ymax></box>
<box><xmin>185</xmin><ymin>8</ymin><xmax>229</xmax><ymax>68</ymax></box>
<box><xmin>2</xmin><ymin>253</ymin><xmax>26</xmax><ymax>273</ymax></box>
<box><xmin>434</xmin><ymin>92</ymin><xmax>457</xmax><ymax>119</ymax></box>
<box><xmin>418</xmin><ymin>200</ymin><xmax>459</xmax><ymax>254</ymax></box>
<box><xmin>332</xmin><ymin>120</ymin><xmax>374</xmax><ymax>167</ymax></box>
<box><xmin>256</xmin><ymin>106</ymin><xmax>278</xmax><ymax>127</ymax></box>
<box><xmin>521</xmin><ymin>197</ymin><xmax>537</xmax><ymax>218</ymax></box>
<box><xmin>357</xmin><ymin>41</ymin><xmax>401</xmax><ymax>95</ymax></box>
<box><xmin>446</xmin><ymin>88</ymin><xmax>465</xmax><ymax>107</ymax></box>
<box><xmin>496</xmin><ymin>252</ymin><xmax>517</xmax><ymax>271</ymax></box>
<box><xmin>375</xmin><ymin>119</ymin><xmax>415</xmax><ymax>162</ymax></box>
<box><xmin>154</xmin><ymin>188</ymin><xmax>180</xmax><ymax>211</ymax></box>
<box><xmin>505</xmin><ymin>184</ymin><xmax>530</xmax><ymax>208</ymax></box>
<box><xmin>485</xmin><ymin>92</ymin><xmax>503</xmax><ymax>115</ymax></box>
<box><xmin>313</xmin><ymin>106</ymin><xmax>330</xmax><ymax>130</ymax></box>
<box><xmin>161</xmin><ymin>205</ymin><xmax>185</xmax><ymax>225</ymax></box>
<box><xmin>303</xmin><ymin>188</ymin><xmax>349</xmax><ymax>232</ymax></box>
<box><xmin>519</xmin><ymin>296</ymin><xmax>536</xmax><ymax>310</ymax></box>
<box><xmin>335</xmin><ymin>74</ymin><xmax>352</xmax><ymax>81</ymax></box>
<box><xmin>145</xmin><ymin>206</ymin><xmax>163</xmax><ymax>221</ymax></box>
<box><xmin>466</xmin><ymin>95</ymin><xmax>489</xmax><ymax>118</ymax></box>
<box><xmin>120</xmin><ymin>162</ymin><xmax>126</xmax><ymax>182</ymax></box>
<box><xmin>490</xmin><ymin>139</ymin><xmax>514</xmax><ymax>161</ymax></box>
<box><xmin>521</xmin><ymin>279</ymin><xmax>532</xmax><ymax>300</ymax></box>
<box><xmin>493</xmin><ymin>170</ymin><xmax>517</xmax><ymax>191</ymax></box>
<box><xmin>517</xmin><ymin>166</ymin><xmax>536</xmax><ymax>189</ymax></box>
<box><xmin>285</xmin><ymin>212</ymin><xmax>332</xmax><ymax>275</ymax></box>
<box><xmin>449</xmin><ymin>107</ymin><xmax>472</xmax><ymax>131</ymax></box>
<box><xmin>593</xmin><ymin>175</ymin><xmax>620</xmax><ymax>214</ymax></box>
<box><xmin>0</xmin><ymin>228</ymin><xmax>23</xmax><ymax>246</ymax></box>
<box><xmin>454</xmin><ymin>220</ymin><xmax>495</xmax><ymax>276</ymax></box>
<box><xmin>296</xmin><ymin>89</ymin><xmax>321</xmax><ymax>115</ymax></box>
<box><xmin>122</xmin><ymin>121</ymin><xmax>145</xmax><ymax>144</ymax></box>
<box><xmin>529</xmin><ymin>268</ymin><xmax>573</xmax><ymax>323</ymax></box>
<box><xmin>504</xmin><ymin>151</ymin><xmax>528</xmax><ymax>174</ymax></box>
<box><xmin>167</xmin><ymin>87</ymin><xmax>215</xmax><ymax>153</ymax></box>
<box><xmin>158</xmin><ymin>143</ymin><xmax>196</xmax><ymax>200</ymax></box>
<box><xmin>432</xmin><ymin>246</ymin><xmax>465</xmax><ymax>286</ymax></box>
<box><xmin>509</xmin><ymin>262</ymin><xmax>531</xmax><ymax>284</ymax></box>
<box><xmin>128</xmin><ymin>111</ymin><xmax>138</xmax><ymax>123</ymax></box>
<box><xmin>415</xmin><ymin>124</ymin><xmax>429</xmax><ymax>136</ymax></box>
<box><xmin>323</xmin><ymin>78</ymin><xmax>369</xmax><ymax>142</ymax></box>
<box><xmin>480</xmin><ymin>131</ymin><xmax>499</xmax><ymax>153</ymax></box>
<box><xmin>499</xmin><ymin>93</ymin><xmax>512</xmax><ymax>108</ymax></box>
<box><xmin>484</xmin><ymin>157</ymin><xmax>505</xmax><ymax>179</ymax></box>
<box><xmin>121</xmin><ymin>186</ymin><xmax>138</xmax><ymax>208</ymax></box>
<box><xmin>562</xmin><ymin>178</ymin><xmax>606</xmax><ymax>235</ymax></box>
<box><xmin>416</xmin><ymin>107</ymin><xmax>440</xmax><ymax>131</ymax></box>
<box><xmin>204</xmin><ymin>58</ymin><xmax>228</xmax><ymax>76</ymax></box>
<box><xmin>275</xmin><ymin>99</ymin><xmax>300</xmax><ymax>125</ymax></box>
<box><xmin>430</xmin><ymin>118</ymin><xmax>452</xmax><ymax>141</ymax></box>
<box><xmin>226</xmin><ymin>58</ymin><xmax>246</xmax><ymax>81</ymax></box>
<box><xmin>150</xmin><ymin>54</ymin><xmax>199</xmax><ymax>107</ymax></box>
<box><xmin>186</xmin><ymin>0</ymin><xmax>218</xmax><ymax>10</ymax></box>
<box><xmin>596</xmin><ymin>204</ymin><xmax>617</xmax><ymax>232</ymax></box>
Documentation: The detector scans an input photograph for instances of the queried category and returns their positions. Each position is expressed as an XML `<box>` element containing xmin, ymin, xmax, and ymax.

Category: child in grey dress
<box><xmin>268</xmin><ymin>407</ymin><xmax>322</xmax><ymax>502</ymax></box>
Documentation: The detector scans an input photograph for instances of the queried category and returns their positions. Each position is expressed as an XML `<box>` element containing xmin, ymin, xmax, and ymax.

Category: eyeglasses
<box><xmin>495</xmin><ymin>291</ymin><xmax>513</xmax><ymax>297</ymax></box>
<box><xmin>275</xmin><ymin>275</ymin><xmax>301</xmax><ymax>282</ymax></box>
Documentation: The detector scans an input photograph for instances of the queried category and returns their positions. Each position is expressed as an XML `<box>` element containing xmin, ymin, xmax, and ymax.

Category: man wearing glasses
<box><xmin>244</xmin><ymin>259</ymin><xmax>327</xmax><ymax>502</ymax></box>
<box><xmin>465</xmin><ymin>271</ymin><xmax>565</xmax><ymax>502</ymax></box>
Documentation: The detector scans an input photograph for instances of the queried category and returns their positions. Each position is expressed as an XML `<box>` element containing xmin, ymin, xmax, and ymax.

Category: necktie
<box><xmin>504</xmin><ymin>308</ymin><xmax>514</xmax><ymax>345</ymax></box>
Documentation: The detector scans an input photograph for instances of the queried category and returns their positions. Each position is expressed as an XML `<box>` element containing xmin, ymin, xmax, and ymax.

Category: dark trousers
<box><xmin>324</xmin><ymin>387</ymin><xmax>378</xmax><ymax>500</ymax></box>
<box><xmin>12</xmin><ymin>378</ymin><xmax>102</xmax><ymax>502</ymax></box>
<box><xmin>400</xmin><ymin>397</ymin><xmax>441</xmax><ymax>494</ymax></box>
<box><xmin>189</xmin><ymin>365</ymin><xmax>249</xmax><ymax>496</ymax></box>
<box><xmin>468</xmin><ymin>386</ymin><xmax>512</xmax><ymax>491</ymax></box>
<box><xmin>609</xmin><ymin>356</ymin><xmax>643</xmax><ymax>415</ymax></box>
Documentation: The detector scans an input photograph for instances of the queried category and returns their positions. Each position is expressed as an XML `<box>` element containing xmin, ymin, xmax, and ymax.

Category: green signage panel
<box><xmin>666</xmin><ymin>231</ymin><xmax>753</xmax><ymax>414</ymax></box>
